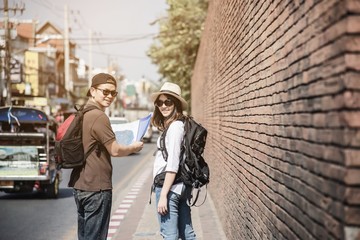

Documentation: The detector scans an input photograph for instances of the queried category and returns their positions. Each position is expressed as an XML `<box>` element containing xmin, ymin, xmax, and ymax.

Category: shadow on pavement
<box><xmin>0</xmin><ymin>188</ymin><xmax>73</xmax><ymax>200</ymax></box>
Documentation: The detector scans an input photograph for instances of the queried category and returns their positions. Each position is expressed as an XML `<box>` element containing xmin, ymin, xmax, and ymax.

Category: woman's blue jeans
<box><xmin>155</xmin><ymin>186</ymin><xmax>196</xmax><ymax>240</ymax></box>
<box><xmin>73</xmin><ymin>189</ymin><xmax>112</xmax><ymax>240</ymax></box>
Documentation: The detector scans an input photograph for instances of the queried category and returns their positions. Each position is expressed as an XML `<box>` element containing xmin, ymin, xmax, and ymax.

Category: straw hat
<box><xmin>151</xmin><ymin>82</ymin><xmax>188</xmax><ymax>110</ymax></box>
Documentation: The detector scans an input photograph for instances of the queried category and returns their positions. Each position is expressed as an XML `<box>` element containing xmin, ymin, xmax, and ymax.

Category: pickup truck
<box><xmin>0</xmin><ymin>106</ymin><xmax>61</xmax><ymax>198</ymax></box>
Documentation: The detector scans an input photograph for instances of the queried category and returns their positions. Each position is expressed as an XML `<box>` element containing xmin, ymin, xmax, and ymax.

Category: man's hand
<box><xmin>131</xmin><ymin>141</ymin><xmax>144</xmax><ymax>153</ymax></box>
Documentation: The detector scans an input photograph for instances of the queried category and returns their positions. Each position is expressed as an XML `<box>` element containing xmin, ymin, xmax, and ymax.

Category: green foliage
<box><xmin>147</xmin><ymin>0</ymin><xmax>208</xmax><ymax>112</ymax></box>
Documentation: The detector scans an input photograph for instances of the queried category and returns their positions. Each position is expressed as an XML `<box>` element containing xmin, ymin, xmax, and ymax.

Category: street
<box><xmin>0</xmin><ymin>141</ymin><xmax>157</xmax><ymax>240</ymax></box>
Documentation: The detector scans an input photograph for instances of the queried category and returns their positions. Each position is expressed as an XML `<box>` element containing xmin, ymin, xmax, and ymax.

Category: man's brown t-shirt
<box><xmin>68</xmin><ymin>100</ymin><xmax>116</xmax><ymax>191</ymax></box>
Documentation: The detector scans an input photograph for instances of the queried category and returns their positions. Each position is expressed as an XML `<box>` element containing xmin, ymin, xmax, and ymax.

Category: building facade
<box><xmin>1</xmin><ymin>20</ymin><xmax>81</xmax><ymax>114</ymax></box>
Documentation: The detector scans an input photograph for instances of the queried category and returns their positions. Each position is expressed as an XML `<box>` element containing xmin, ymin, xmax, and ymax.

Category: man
<box><xmin>68</xmin><ymin>73</ymin><xmax>144</xmax><ymax>240</ymax></box>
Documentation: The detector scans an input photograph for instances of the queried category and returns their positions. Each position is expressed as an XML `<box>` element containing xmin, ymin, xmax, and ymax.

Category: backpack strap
<box><xmin>84</xmin><ymin>142</ymin><xmax>99</xmax><ymax>160</ymax></box>
<box><xmin>159</xmin><ymin>128</ymin><xmax>169</xmax><ymax>161</ymax></box>
<box><xmin>187</xmin><ymin>184</ymin><xmax>208</xmax><ymax>207</ymax></box>
<box><xmin>159</xmin><ymin>118</ymin><xmax>186</xmax><ymax>162</ymax></box>
<box><xmin>80</xmin><ymin>104</ymin><xmax>99</xmax><ymax>114</ymax></box>
<box><xmin>80</xmin><ymin>105</ymin><xmax>101</xmax><ymax>163</ymax></box>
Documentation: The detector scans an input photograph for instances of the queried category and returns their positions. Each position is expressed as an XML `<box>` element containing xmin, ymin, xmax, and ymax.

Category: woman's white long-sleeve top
<box><xmin>153</xmin><ymin>120</ymin><xmax>184</xmax><ymax>195</ymax></box>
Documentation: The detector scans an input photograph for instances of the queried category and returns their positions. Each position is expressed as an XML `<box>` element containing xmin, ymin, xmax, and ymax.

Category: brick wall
<box><xmin>191</xmin><ymin>0</ymin><xmax>360</xmax><ymax>239</ymax></box>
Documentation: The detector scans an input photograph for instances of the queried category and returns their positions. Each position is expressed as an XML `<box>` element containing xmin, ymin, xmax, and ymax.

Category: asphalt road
<box><xmin>0</xmin><ymin>141</ymin><xmax>157</xmax><ymax>240</ymax></box>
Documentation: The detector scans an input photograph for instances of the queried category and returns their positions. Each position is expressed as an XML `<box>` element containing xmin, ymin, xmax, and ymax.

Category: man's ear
<box><xmin>90</xmin><ymin>87</ymin><xmax>96</xmax><ymax>97</ymax></box>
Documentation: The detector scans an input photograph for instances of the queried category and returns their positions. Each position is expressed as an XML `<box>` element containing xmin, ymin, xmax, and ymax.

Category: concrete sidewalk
<box><xmin>108</xmin><ymin>148</ymin><xmax>227</xmax><ymax>240</ymax></box>
<box><xmin>132</xmin><ymin>182</ymin><xmax>227</xmax><ymax>240</ymax></box>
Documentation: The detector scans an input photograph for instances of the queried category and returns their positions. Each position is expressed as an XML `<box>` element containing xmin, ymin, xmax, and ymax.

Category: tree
<box><xmin>147</xmin><ymin>0</ymin><xmax>209</xmax><ymax>112</ymax></box>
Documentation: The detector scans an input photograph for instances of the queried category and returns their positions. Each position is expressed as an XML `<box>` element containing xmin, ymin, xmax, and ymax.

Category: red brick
<box><xmin>191</xmin><ymin>0</ymin><xmax>360</xmax><ymax>239</ymax></box>
<box><xmin>345</xmin><ymin>187</ymin><xmax>360</xmax><ymax>205</ymax></box>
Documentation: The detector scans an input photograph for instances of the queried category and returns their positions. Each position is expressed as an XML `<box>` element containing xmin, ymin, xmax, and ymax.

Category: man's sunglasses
<box><xmin>155</xmin><ymin>99</ymin><xmax>174</xmax><ymax>108</ymax></box>
<box><xmin>96</xmin><ymin>88</ymin><xmax>118</xmax><ymax>97</ymax></box>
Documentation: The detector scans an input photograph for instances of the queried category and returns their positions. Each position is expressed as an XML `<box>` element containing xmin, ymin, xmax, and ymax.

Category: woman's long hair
<box><xmin>151</xmin><ymin>94</ymin><xmax>185</xmax><ymax>132</ymax></box>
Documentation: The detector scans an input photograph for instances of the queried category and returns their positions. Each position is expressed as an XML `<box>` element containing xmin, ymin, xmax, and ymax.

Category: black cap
<box><xmin>86</xmin><ymin>73</ymin><xmax>117</xmax><ymax>96</ymax></box>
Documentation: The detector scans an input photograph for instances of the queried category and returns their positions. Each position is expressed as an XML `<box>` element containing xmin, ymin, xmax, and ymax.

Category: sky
<box><xmin>6</xmin><ymin>0</ymin><xmax>168</xmax><ymax>82</ymax></box>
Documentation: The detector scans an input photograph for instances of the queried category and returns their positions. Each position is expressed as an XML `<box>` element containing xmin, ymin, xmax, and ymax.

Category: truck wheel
<box><xmin>45</xmin><ymin>175</ymin><xmax>60</xmax><ymax>198</ymax></box>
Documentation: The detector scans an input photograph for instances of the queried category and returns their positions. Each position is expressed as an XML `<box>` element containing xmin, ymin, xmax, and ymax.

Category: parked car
<box><xmin>152</xmin><ymin>125</ymin><xmax>159</xmax><ymax>134</ymax></box>
<box><xmin>142</xmin><ymin>124</ymin><xmax>153</xmax><ymax>143</ymax></box>
<box><xmin>109</xmin><ymin>117</ymin><xmax>129</xmax><ymax>125</ymax></box>
<box><xmin>0</xmin><ymin>106</ymin><xmax>61</xmax><ymax>198</ymax></box>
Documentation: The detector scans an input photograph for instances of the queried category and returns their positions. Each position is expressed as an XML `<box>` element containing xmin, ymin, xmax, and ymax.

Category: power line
<box><xmin>29</xmin><ymin>33</ymin><xmax>156</xmax><ymax>45</ymax></box>
<box><xmin>31</xmin><ymin>0</ymin><xmax>63</xmax><ymax>19</ymax></box>
<box><xmin>76</xmin><ymin>47</ymin><xmax>147</xmax><ymax>59</ymax></box>
<box><xmin>72</xmin><ymin>34</ymin><xmax>156</xmax><ymax>45</ymax></box>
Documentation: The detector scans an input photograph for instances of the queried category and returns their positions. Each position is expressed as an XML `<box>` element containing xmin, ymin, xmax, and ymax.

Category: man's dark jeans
<box><xmin>73</xmin><ymin>189</ymin><xmax>112</xmax><ymax>240</ymax></box>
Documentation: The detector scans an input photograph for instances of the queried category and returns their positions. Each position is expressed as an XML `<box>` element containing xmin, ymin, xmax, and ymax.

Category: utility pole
<box><xmin>64</xmin><ymin>4</ymin><xmax>70</xmax><ymax>94</ymax></box>
<box><xmin>88</xmin><ymin>29</ymin><xmax>92</xmax><ymax>87</ymax></box>
<box><xmin>0</xmin><ymin>0</ymin><xmax>25</xmax><ymax>106</ymax></box>
<box><xmin>3</xmin><ymin>0</ymin><xmax>12</xmax><ymax>106</ymax></box>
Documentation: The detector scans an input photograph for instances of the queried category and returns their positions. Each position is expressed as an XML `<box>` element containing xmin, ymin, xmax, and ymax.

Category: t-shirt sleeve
<box><xmin>165</xmin><ymin>121</ymin><xmax>184</xmax><ymax>173</ymax></box>
<box><xmin>92</xmin><ymin>114</ymin><xmax>116</xmax><ymax>145</ymax></box>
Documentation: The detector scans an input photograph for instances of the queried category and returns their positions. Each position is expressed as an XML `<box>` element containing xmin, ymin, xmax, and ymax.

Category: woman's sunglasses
<box><xmin>96</xmin><ymin>88</ymin><xmax>118</xmax><ymax>97</ymax></box>
<box><xmin>155</xmin><ymin>99</ymin><xmax>174</xmax><ymax>108</ymax></box>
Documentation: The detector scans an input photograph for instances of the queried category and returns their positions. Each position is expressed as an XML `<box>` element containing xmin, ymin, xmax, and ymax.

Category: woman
<box><xmin>151</xmin><ymin>82</ymin><xmax>196</xmax><ymax>240</ymax></box>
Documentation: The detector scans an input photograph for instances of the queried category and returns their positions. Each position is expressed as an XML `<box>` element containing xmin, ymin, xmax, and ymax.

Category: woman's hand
<box><xmin>157</xmin><ymin>195</ymin><xmax>168</xmax><ymax>215</ymax></box>
<box><xmin>157</xmin><ymin>172</ymin><xmax>176</xmax><ymax>215</ymax></box>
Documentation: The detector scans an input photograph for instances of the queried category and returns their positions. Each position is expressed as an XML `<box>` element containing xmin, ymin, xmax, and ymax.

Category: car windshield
<box><xmin>0</xmin><ymin>107</ymin><xmax>49</xmax><ymax>122</ymax></box>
